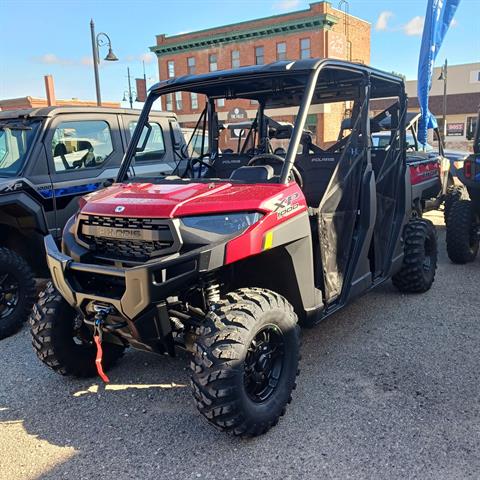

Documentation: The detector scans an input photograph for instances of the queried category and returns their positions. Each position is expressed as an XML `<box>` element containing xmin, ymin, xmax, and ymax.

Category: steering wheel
<box><xmin>247</xmin><ymin>153</ymin><xmax>304</xmax><ymax>188</ymax></box>
<box><xmin>184</xmin><ymin>154</ymin><xmax>215</xmax><ymax>178</ymax></box>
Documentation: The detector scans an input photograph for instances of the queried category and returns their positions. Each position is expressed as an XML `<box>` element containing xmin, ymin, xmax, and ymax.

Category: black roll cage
<box><xmin>117</xmin><ymin>59</ymin><xmax>406</xmax><ymax>184</ymax></box>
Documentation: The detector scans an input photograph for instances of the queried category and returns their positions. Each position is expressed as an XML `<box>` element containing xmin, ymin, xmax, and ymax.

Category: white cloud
<box><xmin>35</xmin><ymin>53</ymin><xmax>73</xmax><ymax>66</ymax></box>
<box><xmin>34</xmin><ymin>53</ymin><xmax>97</xmax><ymax>67</ymax></box>
<box><xmin>80</xmin><ymin>56</ymin><xmax>94</xmax><ymax>66</ymax></box>
<box><xmin>375</xmin><ymin>11</ymin><xmax>394</xmax><ymax>31</ymax></box>
<box><xmin>139</xmin><ymin>52</ymin><xmax>155</xmax><ymax>64</ymax></box>
<box><xmin>274</xmin><ymin>0</ymin><xmax>300</xmax><ymax>12</ymax></box>
<box><xmin>403</xmin><ymin>16</ymin><xmax>424</xmax><ymax>36</ymax></box>
<box><xmin>124</xmin><ymin>53</ymin><xmax>155</xmax><ymax>64</ymax></box>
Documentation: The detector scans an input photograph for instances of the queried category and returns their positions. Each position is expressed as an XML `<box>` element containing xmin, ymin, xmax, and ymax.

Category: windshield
<box><xmin>0</xmin><ymin>121</ymin><xmax>40</xmax><ymax>176</ymax></box>
<box><xmin>121</xmin><ymin>87</ymin><xmax>303</xmax><ymax>184</ymax></box>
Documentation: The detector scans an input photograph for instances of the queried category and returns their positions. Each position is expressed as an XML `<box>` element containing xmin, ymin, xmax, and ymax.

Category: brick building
<box><xmin>150</xmin><ymin>1</ymin><xmax>370</xmax><ymax>146</ymax></box>
<box><xmin>0</xmin><ymin>96</ymin><xmax>120</xmax><ymax>112</ymax></box>
<box><xmin>0</xmin><ymin>75</ymin><xmax>119</xmax><ymax>112</ymax></box>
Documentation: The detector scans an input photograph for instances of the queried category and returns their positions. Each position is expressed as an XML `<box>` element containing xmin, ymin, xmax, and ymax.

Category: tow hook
<box><xmin>93</xmin><ymin>305</ymin><xmax>114</xmax><ymax>383</ymax></box>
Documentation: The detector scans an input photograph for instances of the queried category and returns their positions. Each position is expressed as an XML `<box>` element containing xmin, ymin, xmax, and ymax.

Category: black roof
<box><xmin>0</xmin><ymin>106</ymin><xmax>176</xmax><ymax>120</ymax></box>
<box><xmin>150</xmin><ymin>58</ymin><xmax>404</xmax><ymax>102</ymax></box>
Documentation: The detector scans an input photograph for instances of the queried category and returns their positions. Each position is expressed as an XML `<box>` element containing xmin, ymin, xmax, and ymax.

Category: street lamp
<box><xmin>438</xmin><ymin>58</ymin><xmax>448</xmax><ymax>139</ymax></box>
<box><xmin>90</xmin><ymin>19</ymin><xmax>118</xmax><ymax>106</ymax></box>
<box><xmin>122</xmin><ymin>67</ymin><xmax>138</xmax><ymax>109</ymax></box>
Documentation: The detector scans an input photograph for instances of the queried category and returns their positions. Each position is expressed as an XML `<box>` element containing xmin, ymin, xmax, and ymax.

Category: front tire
<box><xmin>446</xmin><ymin>200</ymin><xmax>479</xmax><ymax>264</ymax></box>
<box><xmin>444</xmin><ymin>185</ymin><xmax>467</xmax><ymax>225</ymax></box>
<box><xmin>30</xmin><ymin>282</ymin><xmax>125</xmax><ymax>377</ymax></box>
<box><xmin>190</xmin><ymin>288</ymin><xmax>300</xmax><ymax>437</ymax></box>
<box><xmin>392</xmin><ymin>219</ymin><xmax>438</xmax><ymax>293</ymax></box>
<box><xmin>0</xmin><ymin>248</ymin><xmax>36</xmax><ymax>340</ymax></box>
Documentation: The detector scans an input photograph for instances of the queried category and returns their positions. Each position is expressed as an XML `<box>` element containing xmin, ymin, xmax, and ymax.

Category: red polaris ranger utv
<box><xmin>31</xmin><ymin>59</ymin><xmax>438</xmax><ymax>436</ymax></box>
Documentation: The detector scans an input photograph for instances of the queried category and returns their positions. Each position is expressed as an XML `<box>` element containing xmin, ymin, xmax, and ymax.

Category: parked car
<box><xmin>446</xmin><ymin>109</ymin><xmax>480</xmax><ymax>263</ymax></box>
<box><xmin>31</xmin><ymin>60</ymin><xmax>438</xmax><ymax>436</ymax></box>
<box><xmin>0</xmin><ymin>106</ymin><xmax>186</xmax><ymax>338</ymax></box>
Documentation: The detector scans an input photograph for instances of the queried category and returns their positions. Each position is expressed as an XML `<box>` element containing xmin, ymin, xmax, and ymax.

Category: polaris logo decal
<box><xmin>273</xmin><ymin>192</ymin><xmax>300</xmax><ymax>219</ymax></box>
<box><xmin>311</xmin><ymin>157</ymin><xmax>336</xmax><ymax>163</ymax></box>
<box><xmin>82</xmin><ymin>223</ymin><xmax>162</xmax><ymax>241</ymax></box>
<box><xmin>115</xmin><ymin>206</ymin><xmax>126</xmax><ymax>213</ymax></box>
<box><xmin>97</xmin><ymin>227</ymin><xmax>142</xmax><ymax>240</ymax></box>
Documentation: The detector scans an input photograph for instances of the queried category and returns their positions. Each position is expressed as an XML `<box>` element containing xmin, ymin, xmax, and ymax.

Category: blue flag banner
<box><xmin>417</xmin><ymin>0</ymin><xmax>461</xmax><ymax>146</ymax></box>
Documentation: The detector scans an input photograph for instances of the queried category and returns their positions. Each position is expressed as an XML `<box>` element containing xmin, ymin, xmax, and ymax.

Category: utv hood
<box><xmin>80</xmin><ymin>181</ymin><xmax>290</xmax><ymax>218</ymax></box>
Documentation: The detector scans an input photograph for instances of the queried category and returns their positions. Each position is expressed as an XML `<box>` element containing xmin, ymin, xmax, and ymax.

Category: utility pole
<box><xmin>122</xmin><ymin>67</ymin><xmax>137</xmax><ymax>109</ymax></box>
<box><xmin>127</xmin><ymin>67</ymin><xmax>134</xmax><ymax>109</ymax></box>
<box><xmin>439</xmin><ymin>58</ymin><xmax>448</xmax><ymax>139</ymax></box>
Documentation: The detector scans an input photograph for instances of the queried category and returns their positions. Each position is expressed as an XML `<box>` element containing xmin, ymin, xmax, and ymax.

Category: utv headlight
<box><xmin>181</xmin><ymin>212</ymin><xmax>263</xmax><ymax>235</ymax></box>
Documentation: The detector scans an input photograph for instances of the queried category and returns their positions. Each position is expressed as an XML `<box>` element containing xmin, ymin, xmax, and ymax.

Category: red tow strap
<box><xmin>94</xmin><ymin>335</ymin><xmax>110</xmax><ymax>383</ymax></box>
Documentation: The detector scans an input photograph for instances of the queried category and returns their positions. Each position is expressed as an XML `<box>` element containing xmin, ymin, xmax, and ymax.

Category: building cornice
<box><xmin>150</xmin><ymin>14</ymin><xmax>339</xmax><ymax>57</ymax></box>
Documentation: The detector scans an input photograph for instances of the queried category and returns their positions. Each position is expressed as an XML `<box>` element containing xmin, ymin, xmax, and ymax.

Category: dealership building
<box><xmin>405</xmin><ymin>62</ymin><xmax>480</xmax><ymax>150</ymax></box>
<box><xmin>150</xmin><ymin>1</ymin><xmax>371</xmax><ymax>146</ymax></box>
<box><xmin>372</xmin><ymin>62</ymin><xmax>480</xmax><ymax>151</ymax></box>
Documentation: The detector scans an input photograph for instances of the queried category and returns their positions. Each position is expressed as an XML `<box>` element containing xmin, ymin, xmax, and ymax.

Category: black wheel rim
<box><xmin>244</xmin><ymin>325</ymin><xmax>285</xmax><ymax>403</ymax></box>
<box><xmin>0</xmin><ymin>273</ymin><xmax>20</xmax><ymax>319</ymax></box>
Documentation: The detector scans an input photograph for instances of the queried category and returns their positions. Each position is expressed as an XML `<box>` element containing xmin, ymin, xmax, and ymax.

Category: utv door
<box><xmin>369</xmin><ymin>102</ymin><xmax>407</xmax><ymax>280</ymax></box>
<box><xmin>317</xmin><ymin>95</ymin><xmax>372</xmax><ymax>304</ymax></box>
<box><xmin>317</xmin><ymin>93</ymin><xmax>407</xmax><ymax>304</ymax></box>
<box><xmin>44</xmin><ymin>113</ymin><xmax>124</xmax><ymax>236</ymax></box>
<box><xmin>15</xmin><ymin>121</ymin><xmax>56</xmax><ymax>235</ymax></box>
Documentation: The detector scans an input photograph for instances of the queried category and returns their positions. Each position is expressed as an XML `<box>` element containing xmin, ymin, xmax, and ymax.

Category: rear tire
<box><xmin>444</xmin><ymin>185</ymin><xmax>467</xmax><ymax>225</ymax></box>
<box><xmin>0</xmin><ymin>248</ymin><xmax>36</xmax><ymax>340</ymax></box>
<box><xmin>190</xmin><ymin>288</ymin><xmax>300</xmax><ymax>437</ymax></box>
<box><xmin>392</xmin><ymin>219</ymin><xmax>438</xmax><ymax>293</ymax></box>
<box><xmin>30</xmin><ymin>282</ymin><xmax>125</xmax><ymax>377</ymax></box>
<box><xmin>446</xmin><ymin>200</ymin><xmax>479</xmax><ymax>264</ymax></box>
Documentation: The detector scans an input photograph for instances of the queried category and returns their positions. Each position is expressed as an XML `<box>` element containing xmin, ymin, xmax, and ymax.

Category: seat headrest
<box><xmin>229</xmin><ymin>165</ymin><xmax>274</xmax><ymax>182</ymax></box>
<box><xmin>77</xmin><ymin>140</ymin><xmax>93</xmax><ymax>151</ymax></box>
<box><xmin>53</xmin><ymin>142</ymin><xmax>67</xmax><ymax>156</ymax></box>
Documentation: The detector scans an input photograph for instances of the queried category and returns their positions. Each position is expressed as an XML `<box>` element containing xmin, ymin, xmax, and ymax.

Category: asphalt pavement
<box><xmin>0</xmin><ymin>210</ymin><xmax>479</xmax><ymax>480</ymax></box>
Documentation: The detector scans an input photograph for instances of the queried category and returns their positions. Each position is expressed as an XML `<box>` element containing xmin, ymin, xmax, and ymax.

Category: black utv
<box><xmin>0</xmin><ymin>106</ymin><xmax>186</xmax><ymax>339</ymax></box>
<box><xmin>30</xmin><ymin>59</ymin><xmax>438</xmax><ymax>436</ymax></box>
<box><xmin>446</xmin><ymin>109</ymin><xmax>480</xmax><ymax>263</ymax></box>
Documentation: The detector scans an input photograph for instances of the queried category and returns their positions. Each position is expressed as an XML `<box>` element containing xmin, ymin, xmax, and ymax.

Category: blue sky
<box><xmin>1</xmin><ymin>0</ymin><xmax>478</xmax><ymax>106</ymax></box>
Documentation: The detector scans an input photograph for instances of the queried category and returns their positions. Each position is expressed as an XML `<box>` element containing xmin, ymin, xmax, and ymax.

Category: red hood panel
<box><xmin>80</xmin><ymin>182</ymin><xmax>296</xmax><ymax>218</ymax></box>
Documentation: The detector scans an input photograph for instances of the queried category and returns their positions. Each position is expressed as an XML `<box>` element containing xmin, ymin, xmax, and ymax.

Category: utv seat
<box><xmin>230</xmin><ymin>165</ymin><xmax>274</xmax><ymax>183</ymax></box>
<box><xmin>53</xmin><ymin>143</ymin><xmax>71</xmax><ymax>170</ymax></box>
<box><xmin>294</xmin><ymin>152</ymin><xmax>341</xmax><ymax>207</ymax></box>
<box><xmin>209</xmin><ymin>153</ymin><xmax>252</xmax><ymax>179</ymax></box>
<box><xmin>77</xmin><ymin>140</ymin><xmax>96</xmax><ymax>167</ymax></box>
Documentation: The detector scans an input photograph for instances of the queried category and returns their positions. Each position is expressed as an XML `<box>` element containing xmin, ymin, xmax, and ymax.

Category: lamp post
<box><xmin>438</xmin><ymin>58</ymin><xmax>448</xmax><ymax>139</ymax></box>
<box><xmin>122</xmin><ymin>67</ymin><xmax>137</xmax><ymax>109</ymax></box>
<box><xmin>90</xmin><ymin>19</ymin><xmax>118</xmax><ymax>106</ymax></box>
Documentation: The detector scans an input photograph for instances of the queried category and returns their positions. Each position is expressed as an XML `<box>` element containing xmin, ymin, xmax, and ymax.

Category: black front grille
<box><xmin>79</xmin><ymin>215</ymin><xmax>177</xmax><ymax>262</ymax></box>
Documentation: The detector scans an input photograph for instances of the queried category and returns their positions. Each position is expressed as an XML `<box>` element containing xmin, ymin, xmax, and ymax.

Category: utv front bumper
<box><xmin>45</xmin><ymin>234</ymin><xmax>225</xmax><ymax>321</ymax></box>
